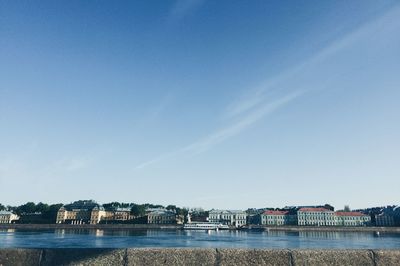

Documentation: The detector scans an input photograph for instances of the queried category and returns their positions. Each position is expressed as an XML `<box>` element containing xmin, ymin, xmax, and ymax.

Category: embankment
<box><xmin>0</xmin><ymin>224</ymin><xmax>180</xmax><ymax>230</ymax></box>
<box><xmin>244</xmin><ymin>225</ymin><xmax>400</xmax><ymax>233</ymax></box>
<box><xmin>1</xmin><ymin>248</ymin><xmax>400</xmax><ymax>265</ymax></box>
<box><xmin>2</xmin><ymin>224</ymin><xmax>400</xmax><ymax>233</ymax></box>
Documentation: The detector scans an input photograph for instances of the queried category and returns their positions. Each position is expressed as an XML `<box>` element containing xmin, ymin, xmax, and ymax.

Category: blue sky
<box><xmin>1</xmin><ymin>0</ymin><xmax>399</xmax><ymax>209</ymax></box>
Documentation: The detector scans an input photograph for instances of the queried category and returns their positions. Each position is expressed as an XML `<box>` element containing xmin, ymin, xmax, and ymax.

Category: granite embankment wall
<box><xmin>1</xmin><ymin>249</ymin><xmax>400</xmax><ymax>266</ymax></box>
<box><xmin>0</xmin><ymin>224</ymin><xmax>180</xmax><ymax>230</ymax></box>
<box><xmin>2</xmin><ymin>224</ymin><xmax>400</xmax><ymax>233</ymax></box>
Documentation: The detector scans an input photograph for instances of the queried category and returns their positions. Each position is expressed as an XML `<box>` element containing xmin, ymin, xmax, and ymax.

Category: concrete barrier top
<box><xmin>0</xmin><ymin>248</ymin><xmax>399</xmax><ymax>266</ymax></box>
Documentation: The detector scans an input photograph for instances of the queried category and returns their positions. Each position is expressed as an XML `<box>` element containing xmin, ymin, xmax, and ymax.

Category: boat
<box><xmin>183</xmin><ymin>222</ymin><xmax>229</xmax><ymax>230</ymax></box>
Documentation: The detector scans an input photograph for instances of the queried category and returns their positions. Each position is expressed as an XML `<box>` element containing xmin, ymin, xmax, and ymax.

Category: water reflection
<box><xmin>0</xmin><ymin>229</ymin><xmax>399</xmax><ymax>249</ymax></box>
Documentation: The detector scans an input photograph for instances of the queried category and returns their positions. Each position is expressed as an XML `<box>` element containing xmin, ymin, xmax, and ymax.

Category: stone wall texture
<box><xmin>0</xmin><ymin>249</ymin><xmax>399</xmax><ymax>266</ymax></box>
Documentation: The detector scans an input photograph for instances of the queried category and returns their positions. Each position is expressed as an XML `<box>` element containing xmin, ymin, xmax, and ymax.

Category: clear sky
<box><xmin>1</xmin><ymin>0</ymin><xmax>399</xmax><ymax>210</ymax></box>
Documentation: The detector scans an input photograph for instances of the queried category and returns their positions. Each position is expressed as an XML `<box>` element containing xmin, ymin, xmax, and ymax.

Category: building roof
<box><xmin>209</xmin><ymin>209</ymin><xmax>246</xmax><ymax>214</ymax></box>
<box><xmin>335</xmin><ymin>211</ymin><xmax>366</xmax><ymax>217</ymax></box>
<box><xmin>263</xmin><ymin>210</ymin><xmax>289</xmax><ymax>215</ymax></box>
<box><xmin>298</xmin><ymin>208</ymin><xmax>332</xmax><ymax>212</ymax></box>
<box><xmin>148</xmin><ymin>209</ymin><xmax>175</xmax><ymax>215</ymax></box>
<box><xmin>0</xmin><ymin>211</ymin><xmax>14</xmax><ymax>215</ymax></box>
<box><xmin>115</xmin><ymin>207</ymin><xmax>131</xmax><ymax>212</ymax></box>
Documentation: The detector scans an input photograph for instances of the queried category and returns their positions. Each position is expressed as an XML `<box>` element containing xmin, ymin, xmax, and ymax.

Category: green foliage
<box><xmin>103</xmin><ymin>202</ymin><xmax>132</xmax><ymax>210</ymax></box>
<box><xmin>131</xmin><ymin>204</ymin><xmax>146</xmax><ymax>217</ymax></box>
<box><xmin>176</xmin><ymin>207</ymin><xmax>189</xmax><ymax>216</ymax></box>
<box><xmin>16</xmin><ymin>202</ymin><xmax>37</xmax><ymax>215</ymax></box>
<box><xmin>3</xmin><ymin>200</ymin><xmax>188</xmax><ymax>223</ymax></box>
<box><xmin>166</xmin><ymin>205</ymin><xmax>177</xmax><ymax>210</ymax></box>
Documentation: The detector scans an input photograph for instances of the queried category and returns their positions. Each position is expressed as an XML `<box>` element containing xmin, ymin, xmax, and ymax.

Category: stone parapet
<box><xmin>0</xmin><ymin>248</ymin><xmax>399</xmax><ymax>265</ymax></box>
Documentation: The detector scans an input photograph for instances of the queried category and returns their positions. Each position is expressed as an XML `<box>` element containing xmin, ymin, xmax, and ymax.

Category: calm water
<box><xmin>1</xmin><ymin>229</ymin><xmax>399</xmax><ymax>249</ymax></box>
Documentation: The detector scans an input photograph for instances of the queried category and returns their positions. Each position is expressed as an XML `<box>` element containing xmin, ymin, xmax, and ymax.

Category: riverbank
<box><xmin>0</xmin><ymin>224</ymin><xmax>180</xmax><ymax>230</ymax></box>
<box><xmin>1</xmin><ymin>223</ymin><xmax>400</xmax><ymax>233</ymax></box>
<box><xmin>1</xmin><ymin>248</ymin><xmax>399</xmax><ymax>265</ymax></box>
<box><xmin>243</xmin><ymin>225</ymin><xmax>400</xmax><ymax>233</ymax></box>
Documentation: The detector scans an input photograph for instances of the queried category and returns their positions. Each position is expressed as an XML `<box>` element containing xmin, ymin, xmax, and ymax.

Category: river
<box><xmin>1</xmin><ymin>229</ymin><xmax>399</xmax><ymax>249</ymax></box>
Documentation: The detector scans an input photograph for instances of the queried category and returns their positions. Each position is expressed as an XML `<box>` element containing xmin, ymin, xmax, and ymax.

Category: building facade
<box><xmin>57</xmin><ymin>202</ymin><xmax>133</xmax><ymax>225</ymax></box>
<box><xmin>297</xmin><ymin>208</ymin><xmax>336</xmax><ymax>226</ymax></box>
<box><xmin>56</xmin><ymin>201</ymin><xmax>106</xmax><ymax>224</ymax></box>
<box><xmin>0</xmin><ymin>211</ymin><xmax>19</xmax><ymax>224</ymax></box>
<box><xmin>208</xmin><ymin>210</ymin><xmax>247</xmax><ymax>227</ymax></box>
<box><xmin>297</xmin><ymin>208</ymin><xmax>371</xmax><ymax>226</ymax></box>
<box><xmin>260</xmin><ymin>210</ymin><xmax>297</xmax><ymax>226</ymax></box>
<box><xmin>335</xmin><ymin>212</ymin><xmax>371</xmax><ymax>226</ymax></box>
<box><xmin>375</xmin><ymin>214</ymin><xmax>395</xmax><ymax>226</ymax></box>
<box><xmin>56</xmin><ymin>206</ymin><xmax>93</xmax><ymax>224</ymax></box>
<box><xmin>146</xmin><ymin>209</ymin><xmax>177</xmax><ymax>224</ymax></box>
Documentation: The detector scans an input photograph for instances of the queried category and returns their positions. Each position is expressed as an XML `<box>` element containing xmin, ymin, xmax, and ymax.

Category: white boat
<box><xmin>183</xmin><ymin>222</ymin><xmax>229</xmax><ymax>230</ymax></box>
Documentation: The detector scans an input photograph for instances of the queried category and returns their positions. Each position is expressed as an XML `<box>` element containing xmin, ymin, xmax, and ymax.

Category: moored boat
<box><xmin>183</xmin><ymin>222</ymin><xmax>229</xmax><ymax>230</ymax></box>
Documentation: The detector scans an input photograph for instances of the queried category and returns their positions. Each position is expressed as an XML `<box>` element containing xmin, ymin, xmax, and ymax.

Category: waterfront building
<box><xmin>92</xmin><ymin>207</ymin><xmax>133</xmax><ymax>224</ymax></box>
<box><xmin>90</xmin><ymin>206</ymin><xmax>110</xmax><ymax>224</ymax></box>
<box><xmin>335</xmin><ymin>212</ymin><xmax>371</xmax><ymax>226</ymax></box>
<box><xmin>146</xmin><ymin>209</ymin><xmax>177</xmax><ymax>224</ymax></box>
<box><xmin>375</xmin><ymin>214</ymin><xmax>395</xmax><ymax>226</ymax></box>
<box><xmin>112</xmin><ymin>207</ymin><xmax>133</xmax><ymax>221</ymax></box>
<box><xmin>56</xmin><ymin>200</ymin><xmax>101</xmax><ymax>224</ymax></box>
<box><xmin>260</xmin><ymin>210</ymin><xmax>297</xmax><ymax>226</ymax></box>
<box><xmin>297</xmin><ymin>208</ymin><xmax>335</xmax><ymax>226</ymax></box>
<box><xmin>57</xmin><ymin>201</ymin><xmax>134</xmax><ymax>225</ymax></box>
<box><xmin>0</xmin><ymin>211</ymin><xmax>19</xmax><ymax>224</ymax></box>
<box><xmin>208</xmin><ymin>210</ymin><xmax>247</xmax><ymax>227</ymax></box>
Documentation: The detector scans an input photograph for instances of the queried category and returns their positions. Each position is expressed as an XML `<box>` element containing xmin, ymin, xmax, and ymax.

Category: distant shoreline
<box><xmin>0</xmin><ymin>224</ymin><xmax>180</xmax><ymax>230</ymax></box>
<box><xmin>242</xmin><ymin>225</ymin><xmax>400</xmax><ymax>233</ymax></box>
<box><xmin>1</xmin><ymin>224</ymin><xmax>400</xmax><ymax>233</ymax></box>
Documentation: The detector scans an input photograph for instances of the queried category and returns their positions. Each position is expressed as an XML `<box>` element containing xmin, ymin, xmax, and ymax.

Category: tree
<box><xmin>344</xmin><ymin>205</ymin><xmax>351</xmax><ymax>212</ymax></box>
<box><xmin>103</xmin><ymin>202</ymin><xmax>121</xmax><ymax>210</ymax></box>
<box><xmin>131</xmin><ymin>204</ymin><xmax>146</xmax><ymax>217</ymax></box>
<box><xmin>176</xmin><ymin>207</ymin><xmax>189</xmax><ymax>216</ymax></box>
<box><xmin>0</xmin><ymin>203</ymin><xmax>5</xmax><ymax>211</ymax></box>
<box><xmin>16</xmin><ymin>202</ymin><xmax>36</xmax><ymax>215</ymax></box>
<box><xmin>36</xmin><ymin>202</ymin><xmax>50</xmax><ymax>213</ymax></box>
<box><xmin>42</xmin><ymin>204</ymin><xmax>63</xmax><ymax>223</ymax></box>
<box><xmin>166</xmin><ymin>205</ymin><xmax>177</xmax><ymax>211</ymax></box>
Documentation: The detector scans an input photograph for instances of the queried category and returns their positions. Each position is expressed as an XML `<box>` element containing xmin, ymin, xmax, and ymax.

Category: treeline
<box><xmin>0</xmin><ymin>202</ymin><xmax>63</xmax><ymax>224</ymax></box>
<box><xmin>0</xmin><ymin>201</ymin><xmax>190</xmax><ymax>223</ymax></box>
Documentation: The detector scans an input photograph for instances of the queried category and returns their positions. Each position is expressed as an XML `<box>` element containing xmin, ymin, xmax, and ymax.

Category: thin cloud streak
<box><xmin>135</xmin><ymin>5</ymin><xmax>400</xmax><ymax>170</ymax></box>
<box><xmin>180</xmin><ymin>91</ymin><xmax>304</xmax><ymax>155</ymax></box>
<box><xmin>135</xmin><ymin>90</ymin><xmax>304</xmax><ymax>169</ymax></box>
<box><xmin>225</xmin><ymin>5</ymin><xmax>400</xmax><ymax>119</ymax></box>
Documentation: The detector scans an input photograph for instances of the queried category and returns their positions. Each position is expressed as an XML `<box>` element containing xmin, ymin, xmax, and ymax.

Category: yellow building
<box><xmin>56</xmin><ymin>200</ymin><xmax>101</xmax><ymax>224</ymax></box>
<box><xmin>0</xmin><ymin>211</ymin><xmax>19</xmax><ymax>224</ymax></box>
<box><xmin>56</xmin><ymin>201</ymin><xmax>133</xmax><ymax>224</ymax></box>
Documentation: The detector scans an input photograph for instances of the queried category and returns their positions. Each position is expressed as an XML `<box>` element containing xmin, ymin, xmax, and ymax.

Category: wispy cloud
<box><xmin>180</xmin><ymin>91</ymin><xmax>304</xmax><ymax>154</ymax></box>
<box><xmin>135</xmin><ymin>5</ymin><xmax>400</xmax><ymax>170</ymax></box>
<box><xmin>135</xmin><ymin>91</ymin><xmax>304</xmax><ymax>169</ymax></box>
<box><xmin>169</xmin><ymin>0</ymin><xmax>205</xmax><ymax>21</ymax></box>
<box><xmin>224</xmin><ymin>5</ymin><xmax>400</xmax><ymax>120</ymax></box>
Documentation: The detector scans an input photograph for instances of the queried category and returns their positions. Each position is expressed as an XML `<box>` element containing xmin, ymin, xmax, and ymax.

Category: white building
<box><xmin>297</xmin><ymin>208</ymin><xmax>335</xmax><ymax>226</ymax></box>
<box><xmin>208</xmin><ymin>210</ymin><xmax>247</xmax><ymax>227</ymax></box>
<box><xmin>261</xmin><ymin>210</ymin><xmax>297</xmax><ymax>226</ymax></box>
<box><xmin>0</xmin><ymin>211</ymin><xmax>19</xmax><ymax>224</ymax></box>
<box><xmin>147</xmin><ymin>209</ymin><xmax>177</xmax><ymax>224</ymax></box>
<box><xmin>335</xmin><ymin>212</ymin><xmax>371</xmax><ymax>226</ymax></box>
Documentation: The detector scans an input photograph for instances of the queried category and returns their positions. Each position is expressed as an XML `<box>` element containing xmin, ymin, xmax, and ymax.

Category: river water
<box><xmin>1</xmin><ymin>229</ymin><xmax>399</xmax><ymax>249</ymax></box>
